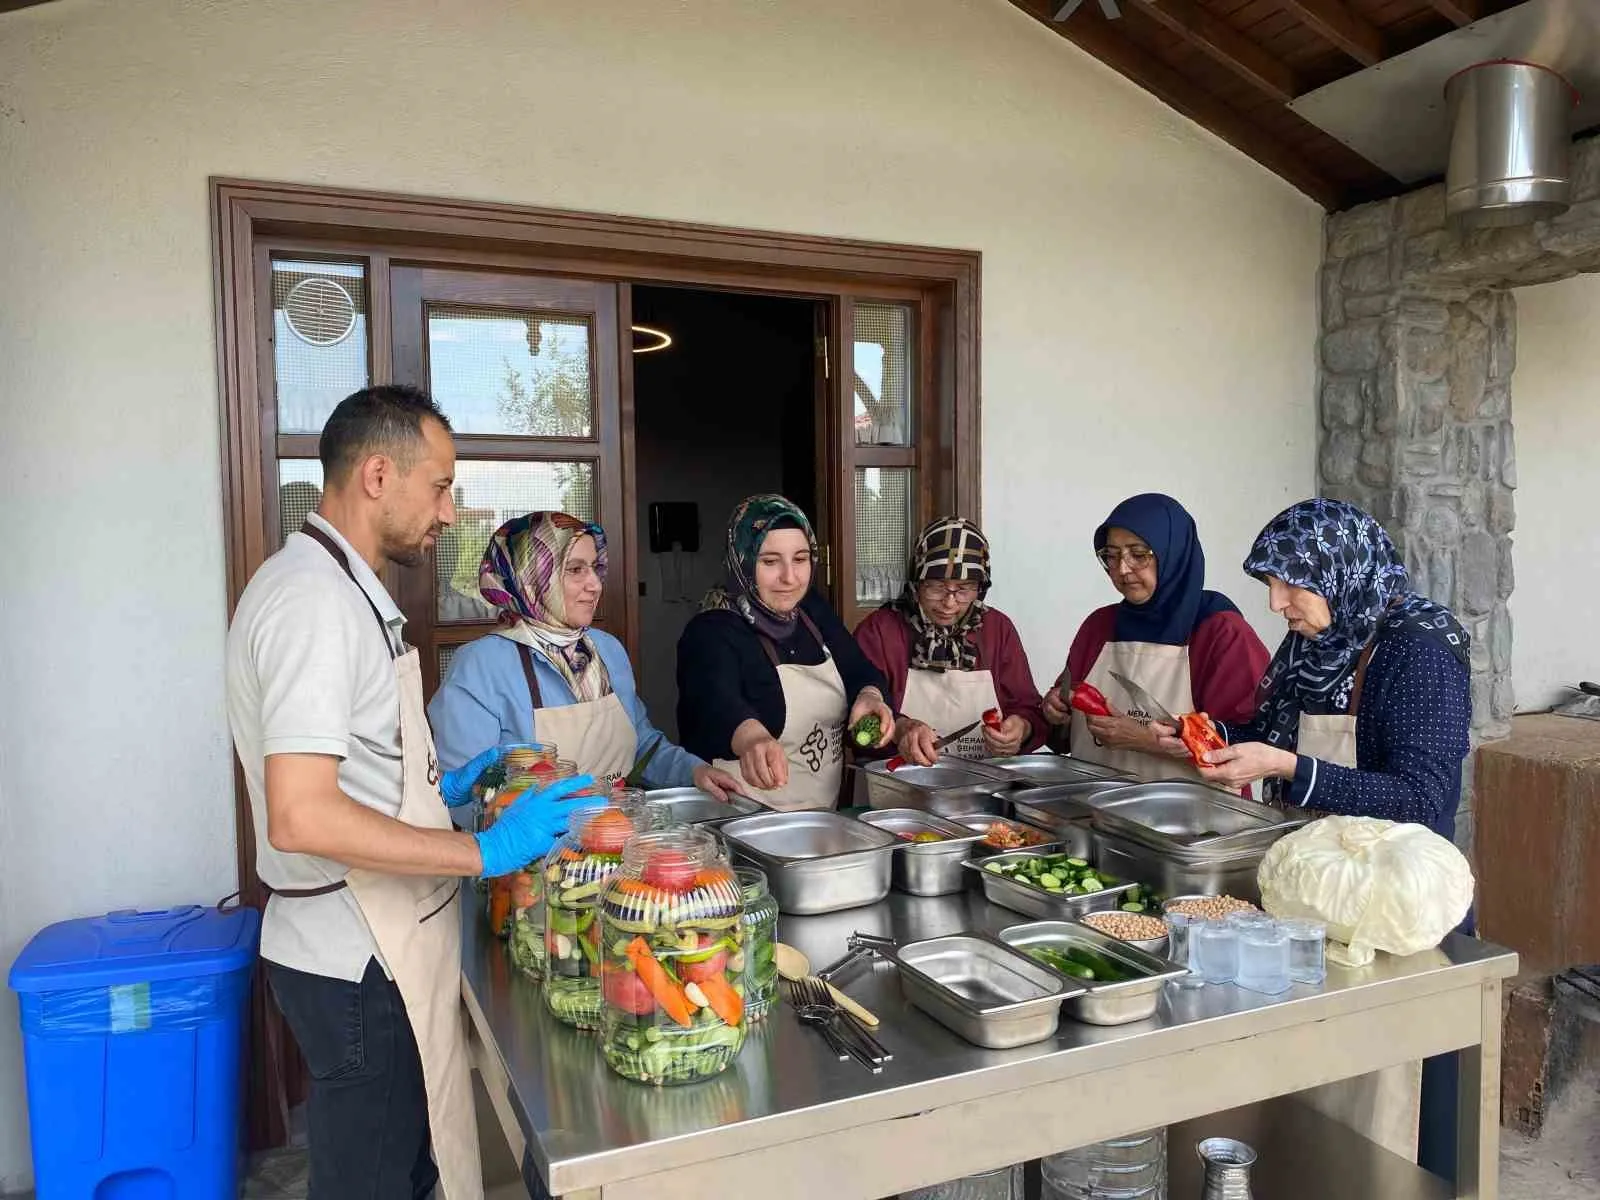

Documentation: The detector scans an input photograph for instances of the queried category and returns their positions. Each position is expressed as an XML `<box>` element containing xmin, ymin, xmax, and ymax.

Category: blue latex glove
<box><xmin>439</xmin><ymin>746</ymin><xmax>506</xmax><ymax>808</ymax></box>
<box><xmin>474</xmin><ymin>775</ymin><xmax>597</xmax><ymax>878</ymax></box>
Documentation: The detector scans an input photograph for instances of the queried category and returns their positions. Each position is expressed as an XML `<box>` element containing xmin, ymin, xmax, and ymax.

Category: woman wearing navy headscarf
<box><xmin>1193</xmin><ymin>498</ymin><xmax>1472</xmax><ymax>836</ymax></box>
<box><xmin>1193</xmin><ymin>498</ymin><xmax>1472</xmax><ymax>1187</ymax></box>
<box><xmin>1041</xmin><ymin>494</ymin><xmax>1269</xmax><ymax>780</ymax></box>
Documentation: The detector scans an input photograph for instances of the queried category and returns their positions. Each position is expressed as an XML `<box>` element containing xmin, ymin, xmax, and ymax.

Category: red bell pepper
<box><xmin>981</xmin><ymin>708</ymin><xmax>1004</xmax><ymax>730</ymax></box>
<box><xmin>1178</xmin><ymin>712</ymin><xmax>1227</xmax><ymax>766</ymax></box>
<box><xmin>1068</xmin><ymin>682</ymin><xmax>1113</xmax><ymax>717</ymax></box>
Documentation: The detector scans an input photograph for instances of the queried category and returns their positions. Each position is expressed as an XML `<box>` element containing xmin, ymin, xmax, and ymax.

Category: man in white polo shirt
<box><xmin>227</xmin><ymin>385</ymin><xmax>592</xmax><ymax>1200</ymax></box>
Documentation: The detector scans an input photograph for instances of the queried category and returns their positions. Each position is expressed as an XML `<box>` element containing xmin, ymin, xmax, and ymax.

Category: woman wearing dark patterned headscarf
<box><xmin>676</xmin><ymin>495</ymin><xmax>892</xmax><ymax>810</ymax></box>
<box><xmin>429</xmin><ymin>512</ymin><xmax>741</xmax><ymax>799</ymax></box>
<box><xmin>855</xmin><ymin>517</ymin><xmax>1046</xmax><ymax>763</ymax></box>
<box><xmin>1198</xmin><ymin>500</ymin><xmax>1474</xmax><ymax>1191</ymax></box>
<box><xmin>1196</xmin><ymin>497</ymin><xmax>1471</xmax><ymax>837</ymax></box>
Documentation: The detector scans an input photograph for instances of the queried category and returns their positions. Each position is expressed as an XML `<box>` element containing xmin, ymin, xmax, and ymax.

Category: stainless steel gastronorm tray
<box><xmin>962</xmin><ymin>843</ymin><xmax>1137</xmax><ymax>921</ymax></box>
<box><xmin>643</xmin><ymin>788</ymin><xmax>764</xmax><ymax>827</ymax></box>
<box><xmin>856</xmin><ymin>758</ymin><xmax>1011</xmax><ymax>817</ymax></box>
<box><xmin>1088</xmin><ymin>782</ymin><xmax>1309</xmax><ymax>855</ymax></box>
<box><xmin>888</xmin><ymin>932</ymin><xmax>1081</xmax><ymax>1048</ymax></box>
<box><xmin>984</xmin><ymin>754</ymin><xmax>1133</xmax><ymax>787</ymax></box>
<box><xmin>997</xmin><ymin>920</ymin><xmax>1188</xmax><ymax>1026</ymax></box>
<box><xmin>1091</xmin><ymin>830</ymin><xmax>1268</xmax><ymax>906</ymax></box>
<box><xmin>947</xmin><ymin>812</ymin><xmax>1057</xmax><ymax>849</ymax></box>
<box><xmin>1009</xmin><ymin>780</ymin><xmax>1138</xmax><ymax>826</ymax></box>
<box><xmin>719</xmin><ymin>811</ymin><xmax>899</xmax><ymax>915</ymax></box>
<box><xmin>856</xmin><ymin>809</ymin><xmax>985</xmax><ymax>897</ymax></box>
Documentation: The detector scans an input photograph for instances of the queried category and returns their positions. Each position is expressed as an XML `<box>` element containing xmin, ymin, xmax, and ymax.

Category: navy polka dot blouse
<box><xmin>1221</xmin><ymin>629</ymin><xmax>1472</xmax><ymax>842</ymax></box>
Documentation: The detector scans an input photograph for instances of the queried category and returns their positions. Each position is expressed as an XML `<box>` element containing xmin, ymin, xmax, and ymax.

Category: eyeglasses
<box><xmin>1096</xmin><ymin>547</ymin><xmax>1155</xmax><ymax>571</ymax></box>
<box><xmin>919</xmin><ymin>582</ymin><xmax>981</xmax><ymax>602</ymax></box>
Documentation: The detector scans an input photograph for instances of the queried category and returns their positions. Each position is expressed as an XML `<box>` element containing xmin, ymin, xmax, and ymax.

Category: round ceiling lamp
<box><xmin>631</xmin><ymin>324</ymin><xmax>673</xmax><ymax>354</ymax></box>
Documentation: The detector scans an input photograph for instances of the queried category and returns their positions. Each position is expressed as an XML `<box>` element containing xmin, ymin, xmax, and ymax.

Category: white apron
<box><xmin>291</xmin><ymin>523</ymin><xmax>483</xmax><ymax>1200</ymax></box>
<box><xmin>1288</xmin><ymin>647</ymin><xmax>1421</xmax><ymax>1164</ymax></box>
<box><xmin>1068</xmin><ymin>641</ymin><xmax>1199</xmax><ymax>782</ymax></box>
<box><xmin>714</xmin><ymin>612</ymin><xmax>847</xmax><ymax>812</ymax></box>
<box><xmin>901</xmin><ymin>667</ymin><xmax>1001</xmax><ymax>760</ymax></box>
<box><xmin>509</xmin><ymin>637</ymin><xmax>637</xmax><ymax>785</ymax></box>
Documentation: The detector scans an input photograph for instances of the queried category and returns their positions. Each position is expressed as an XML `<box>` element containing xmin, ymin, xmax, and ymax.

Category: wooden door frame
<box><xmin>214</xmin><ymin>178</ymin><xmax>980</xmax><ymax>610</ymax></box>
<box><xmin>213</xmin><ymin>177</ymin><xmax>980</xmax><ymax>1147</ymax></box>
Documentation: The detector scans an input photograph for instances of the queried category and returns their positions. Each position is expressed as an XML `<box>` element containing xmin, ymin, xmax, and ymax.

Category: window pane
<box><xmin>276</xmin><ymin>460</ymin><xmax>325</xmax><ymax>550</ymax></box>
<box><xmin>438</xmin><ymin>644</ymin><xmax>459</xmax><ymax>685</ymax></box>
<box><xmin>436</xmin><ymin>460</ymin><xmax>597</xmax><ymax>623</ymax></box>
<box><xmin>428</xmin><ymin>306</ymin><xmax>594</xmax><ymax>437</ymax></box>
<box><xmin>273</xmin><ymin>259</ymin><xmax>369</xmax><ymax>434</ymax></box>
<box><xmin>853</xmin><ymin>302</ymin><xmax>914</xmax><ymax>447</ymax></box>
<box><xmin>855</xmin><ymin>467</ymin><xmax>916</xmax><ymax>604</ymax></box>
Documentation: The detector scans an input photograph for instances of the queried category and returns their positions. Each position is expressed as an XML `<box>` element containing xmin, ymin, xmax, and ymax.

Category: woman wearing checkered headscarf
<box><xmin>855</xmin><ymin>517</ymin><xmax>1047</xmax><ymax>763</ymax></box>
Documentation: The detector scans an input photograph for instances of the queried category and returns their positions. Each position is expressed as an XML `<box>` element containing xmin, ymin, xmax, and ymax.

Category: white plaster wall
<box><xmin>1509</xmin><ymin>274</ymin><xmax>1600</xmax><ymax>713</ymax></box>
<box><xmin>0</xmin><ymin>0</ymin><xmax>1319</xmax><ymax>1185</ymax></box>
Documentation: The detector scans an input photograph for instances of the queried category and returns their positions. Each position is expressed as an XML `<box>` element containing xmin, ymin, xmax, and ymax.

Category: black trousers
<box><xmin>267</xmin><ymin>957</ymin><xmax>438</xmax><ymax>1200</ymax></box>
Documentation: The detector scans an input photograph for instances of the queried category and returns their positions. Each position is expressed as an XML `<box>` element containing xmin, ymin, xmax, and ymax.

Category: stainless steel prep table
<box><xmin>460</xmin><ymin>886</ymin><xmax>1515</xmax><ymax>1200</ymax></box>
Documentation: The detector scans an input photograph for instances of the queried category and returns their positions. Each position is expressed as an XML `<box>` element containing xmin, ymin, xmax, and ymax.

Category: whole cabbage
<box><xmin>1256</xmin><ymin>816</ymin><xmax>1474</xmax><ymax>967</ymax></box>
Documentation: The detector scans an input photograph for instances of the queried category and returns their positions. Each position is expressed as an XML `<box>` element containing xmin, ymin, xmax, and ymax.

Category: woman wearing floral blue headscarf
<box><xmin>1195</xmin><ymin>498</ymin><xmax>1471</xmax><ymax>838</ymax></box>
<box><xmin>1196</xmin><ymin>498</ymin><xmax>1472</xmax><ymax>1187</ymax></box>
<box><xmin>429</xmin><ymin>512</ymin><xmax>741</xmax><ymax>798</ymax></box>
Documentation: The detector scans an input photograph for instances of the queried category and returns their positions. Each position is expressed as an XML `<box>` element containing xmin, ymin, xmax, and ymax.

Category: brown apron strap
<box><xmin>516</xmin><ymin>641</ymin><xmax>544</xmax><ymax>707</ymax></box>
<box><xmin>261</xmin><ymin>878</ymin><xmax>349</xmax><ymax>899</ymax></box>
<box><xmin>299</xmin><ymin>520</ymin><xmax>398</xmax><ymax>660</ymax></box>
<box><xmin>271</xmin><ymin>518</ymin><xmax>375</xmax><ymax>902</ymax></box>
<box><xmin>1350</xmin><ymin>641</ymin><xmax>1378</xmax><ymax>715</ymax></box>
<box><xmin>757</xmin><ymin>608</ymin><xmax>830</xmax><ymax>669</ymax></box>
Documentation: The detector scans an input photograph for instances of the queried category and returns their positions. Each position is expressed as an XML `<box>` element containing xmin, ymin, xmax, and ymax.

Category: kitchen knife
<box><xmin>884</xmin><ymin>718</ymin><xmax>982</xmax><ymax>771</ymax></box>
<box><xmin>934</xmin><ymin>718</ymin><xmax>982</xmax><ymax>749</ymax></box>
<box><xmin>1106</xmin><ymin>670</ymin><xmax>1180</xmax><ymax>728</ymax></box>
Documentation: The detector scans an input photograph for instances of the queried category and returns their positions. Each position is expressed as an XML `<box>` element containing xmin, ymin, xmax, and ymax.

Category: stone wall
<box><xmin>1318</xmin><ymin>134</ymin><xmax>1600</xmax><ymax>844</ymax></box>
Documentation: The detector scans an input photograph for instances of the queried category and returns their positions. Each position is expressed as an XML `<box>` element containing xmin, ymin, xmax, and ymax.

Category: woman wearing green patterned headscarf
<box><xmin>678</xmin><ymin>494</ymin><xmax>893</xmax><ymax>810</ymax></box>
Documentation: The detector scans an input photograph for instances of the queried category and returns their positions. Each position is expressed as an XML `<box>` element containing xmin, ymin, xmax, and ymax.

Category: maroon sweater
<box><xmin>854</xmin><ymin>606</ymin><xmax>1048</xmax><ymax>751</ymax></box>
<box><xmin>1062</xmin><ymin>606</ymin><xmax>1269</xmax><ymax>725</ymax></box>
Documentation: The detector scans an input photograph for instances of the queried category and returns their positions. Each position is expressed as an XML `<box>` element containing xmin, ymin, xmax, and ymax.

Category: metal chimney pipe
<box><xmin>1444</xmin><ymin>60</ymin><xmax>1578</xmax><ymax>229</ymax></box>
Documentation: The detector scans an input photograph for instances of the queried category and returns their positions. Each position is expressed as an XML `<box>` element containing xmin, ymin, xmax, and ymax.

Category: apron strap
<box><xmin>299</xmin><ymin>520</ymin><xmax>399</xmax><ymax>660</ymax></box>
<box><xmin>757</xmin><ymin>609</ymin><xmax>830</xmax><ymax>669</ymax></box>
<box><xmin>269</xmin><ymin>517</ymin><xmax>381</xmax><ymax>903</ymax></box>
<box><xmin>515</xmin><ymin>641</ymin><xmax>544</xmax><ymax>707</ymax></box>
<box><xmin>261</xmin><ymin>878</ymin><xmax>350</xmax><ymax>899</ymax></box>
<box><xmin>1350</xmin><ymin>641</ymin><xmax>1378</xmax><ymax>715</ymax></box>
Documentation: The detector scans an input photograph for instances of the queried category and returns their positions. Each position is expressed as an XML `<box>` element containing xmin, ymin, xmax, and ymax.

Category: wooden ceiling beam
<box><xmin>1425</xmin><ymin>0</ymin><xmax>1482</xmax><ymax>26</ymax></box>
<box><xmin>1010</xmin><ymin>1</ymin><xmax>1344</xmax><ymax>207</ymax></box>
<box><xmin>1131</xmin><ymin>0</ymin><xmax>1300</xmax><ymax>103</ymax></box>
<box><xmin>1278</xmin><ymin>0</ymin><xmax>1387</xmax><ymax>67</ymax></box>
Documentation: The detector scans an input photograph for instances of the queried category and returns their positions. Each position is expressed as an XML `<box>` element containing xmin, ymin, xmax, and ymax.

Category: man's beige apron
<box><xmin>1283</xmin><ymin>647</ymin><xmax>1421</xmax><ymax>1164</ymax></box>
<box><xmin>508</xmin><ymin>635</ymin><xmax>637</xmax><ymax>785</ymax></box>
<box><xmin>714</xmin><ymin>612</ymin><xmax>847</xmax><ymax>812</ymax></box>
<box><xmin>1069</xmin><ymin>641</ymin><xmax>1199</xmax><ymax>782</ymax></box>
<box><xmin>292</xmin><ymin>523</ymin><xmax>483</xmax><ymax>1200</ymax></box>
<box><xmin>902</xmin><ymin>667</ymin><xmax>1001</xmax><ymax>760</ymax></box>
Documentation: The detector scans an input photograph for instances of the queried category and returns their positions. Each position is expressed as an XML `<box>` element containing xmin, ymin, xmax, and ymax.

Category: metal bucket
<box><xmin>1445</xmin><ymin>60</ymin><xmax>1577</xmax><ymax>228</ymax></box>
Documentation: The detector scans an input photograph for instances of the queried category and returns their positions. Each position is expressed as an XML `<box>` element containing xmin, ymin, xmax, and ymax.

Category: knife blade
<box><xmin>933</xmin><ymin>718</ymin><xmax>982</xmax><ymax>750</ymax></box>
<box><xmin>1106</xmin><ymin>670</ymin><xmax>1180</xmax><ymax>728</ymax></box>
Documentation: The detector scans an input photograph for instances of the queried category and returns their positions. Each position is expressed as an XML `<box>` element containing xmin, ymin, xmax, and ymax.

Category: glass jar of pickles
<box><xmin>543</xmin><ymin>796</ymin><xmax>655</xmax><ymax>1029</ymax></box>
<box><xmin>735</xmin><ymin>867</ymin><xmax>779</xmax><ymax>1022</ymax></box>
<box><xmin>485</xmin><ymin>758</ymin><xmax>576</xmax><ymax>965</ymax></box>
<box><xmin>598</xmin><ymin>827</ymin><xmax>747</xmax><ymax>1084</ymax></box>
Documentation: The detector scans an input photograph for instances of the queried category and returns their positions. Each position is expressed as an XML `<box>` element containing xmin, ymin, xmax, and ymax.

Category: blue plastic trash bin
<box><xmin>8</xmin><ymin>903</ymin><xmax>261</xmax><ymax>1199</ymax></box>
